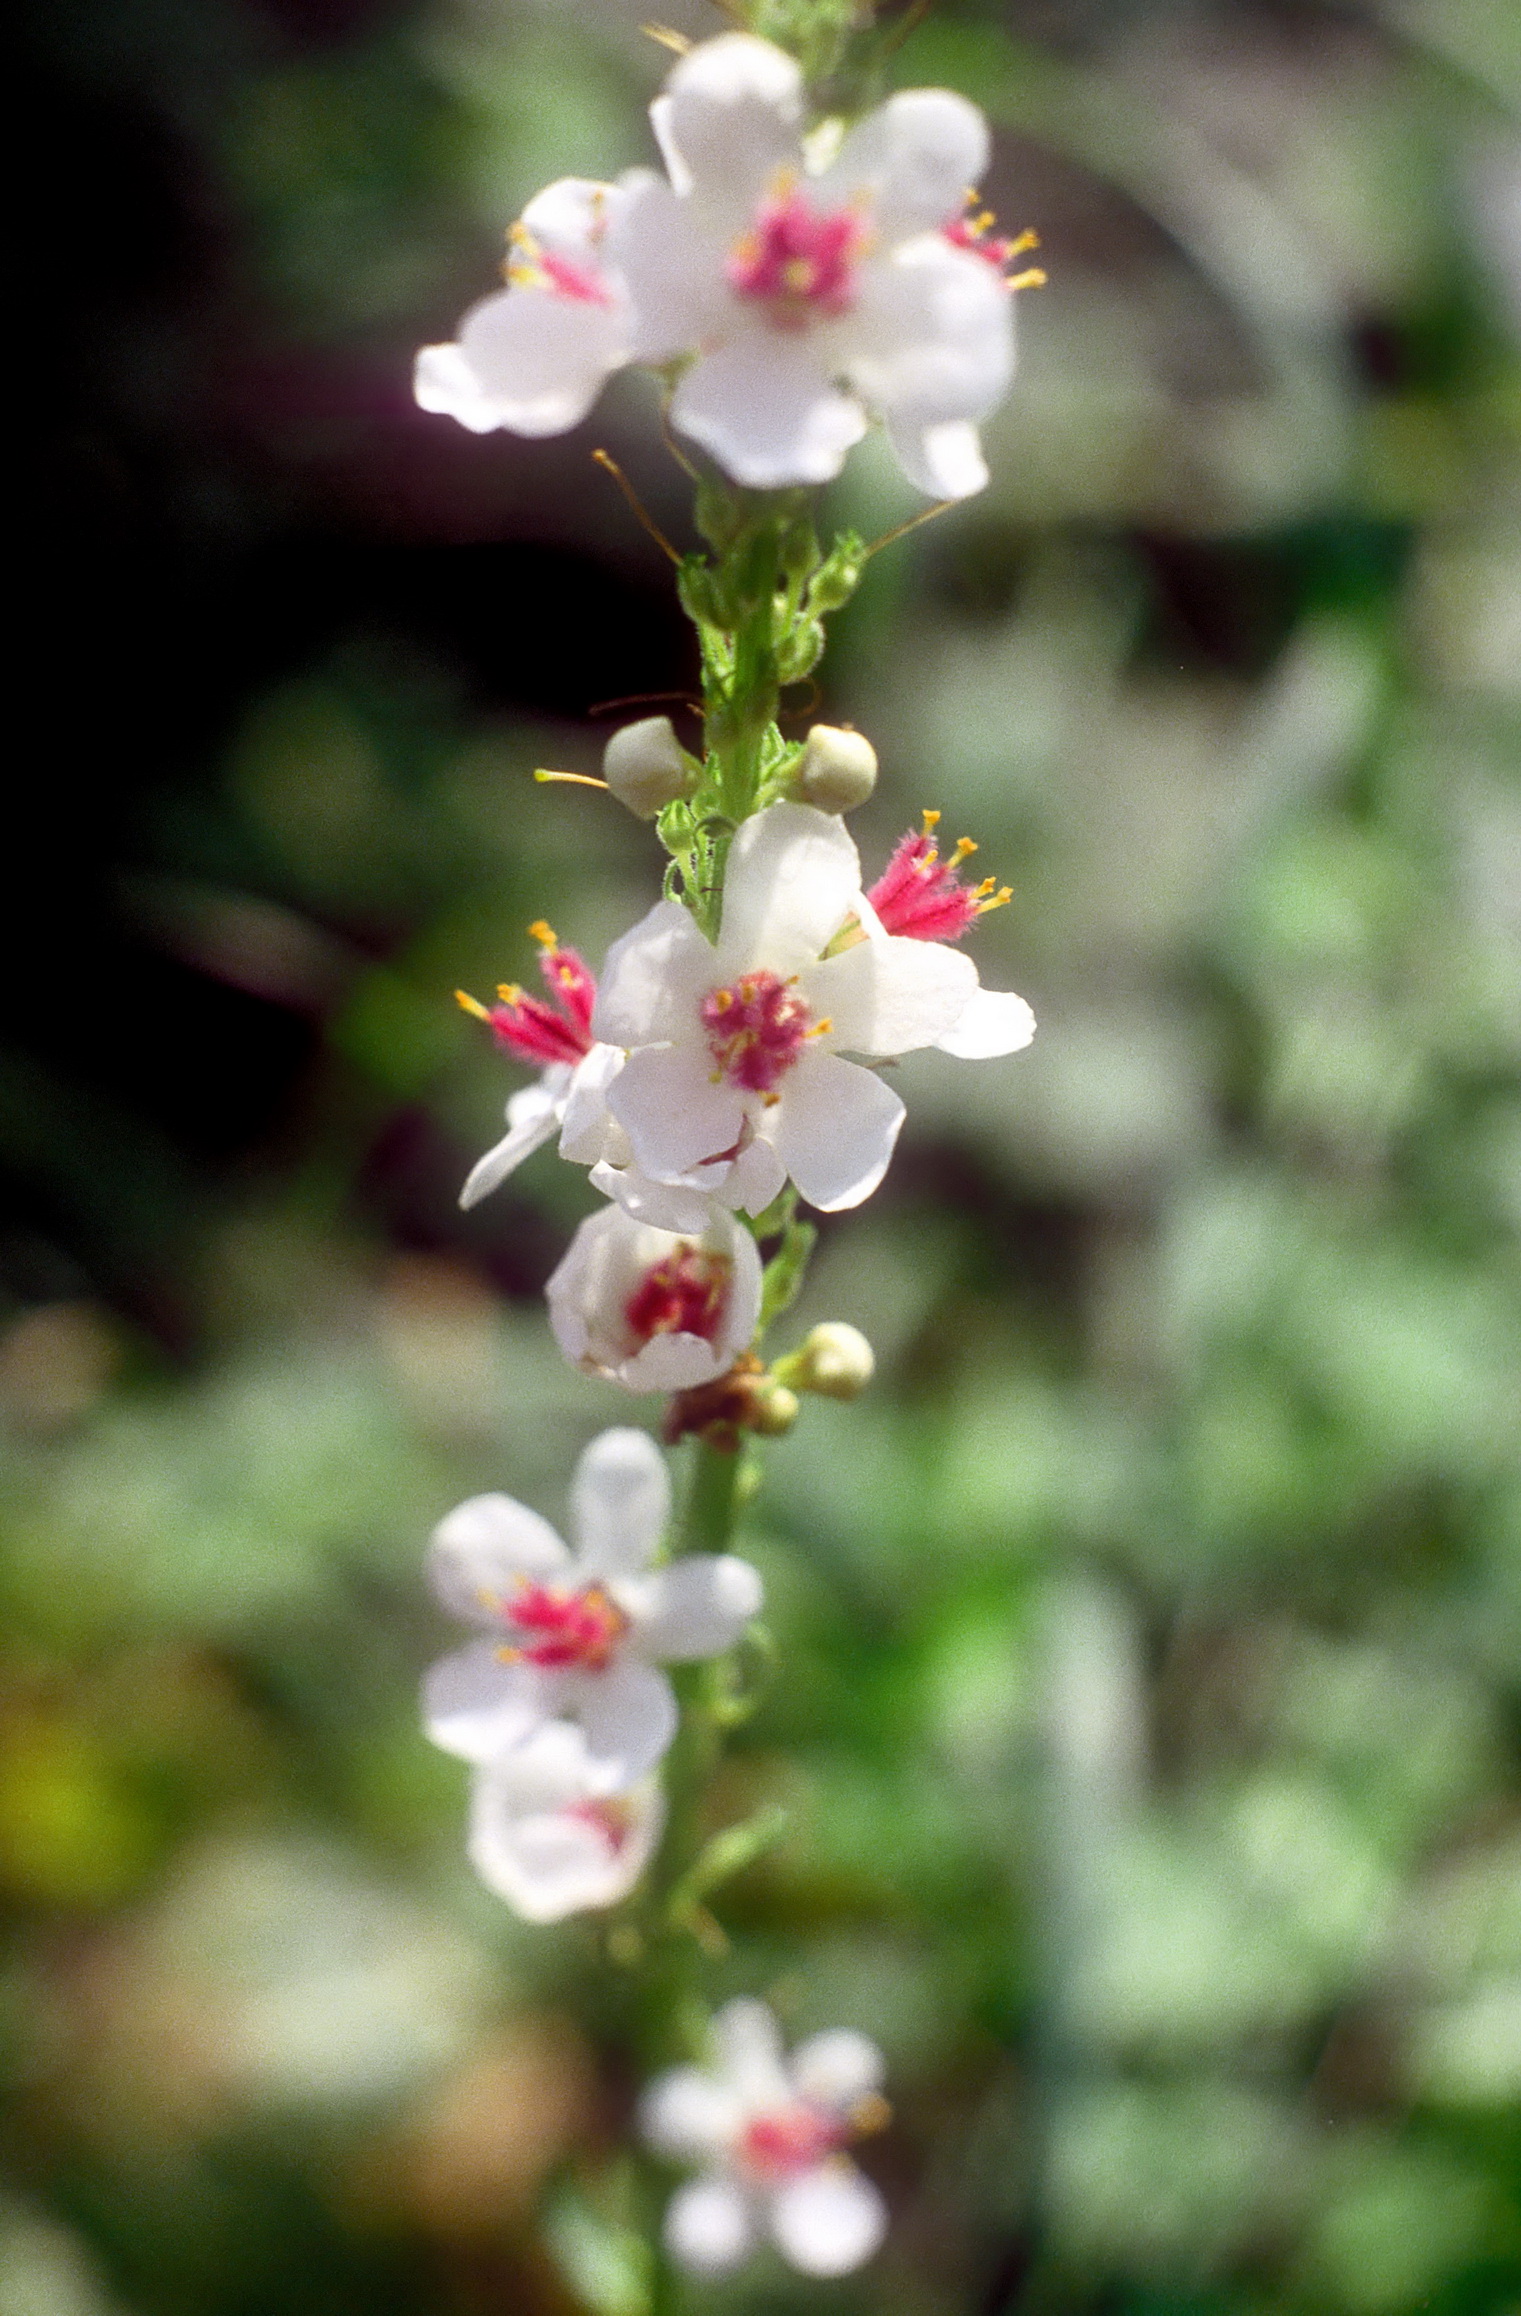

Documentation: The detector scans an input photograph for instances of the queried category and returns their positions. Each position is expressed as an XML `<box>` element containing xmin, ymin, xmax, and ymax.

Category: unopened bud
<box><xmin>794</xmin><ymin>725</ymin><xmax>878</xmax><ymax>814</ymax></box>
<box><xmin>602</xmin><ymin>716</ymin><xmax>696</xmax><ymax>819</ymax></box>
<box><xmin>779</xmin><ymin>1322</ymin><xmax>875</xmax><ymax>1401</ymax></box>
<box><xmin>750</xmin><ymin>1381</ymin><xmax>800</xmax><ymax>1436</ymax></box>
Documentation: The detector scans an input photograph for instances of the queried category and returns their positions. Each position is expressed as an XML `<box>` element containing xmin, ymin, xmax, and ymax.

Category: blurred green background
<box><xmin>5</xmin><ymin>0</ymin><xmax>1521</xmax><ymax>2309</ymax></box>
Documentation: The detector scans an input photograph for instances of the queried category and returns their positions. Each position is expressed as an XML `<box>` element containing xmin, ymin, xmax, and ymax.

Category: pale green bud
<box><xmin>750</xmin><ymin>1381</ymin><xmax>800</xmax><ymax>1436</ymax></box>
<box><xmin>778</xmin><ymin>1322</ymin><xmax>875</xmax><ymax>1400</ymax></box>
<box><xmin>602</xmin><ymin>716</ymin><xmax>696</xmax><ymax>819</ymax></box>
<box><xmin>794</xmin><ymin>725</ymin><xmax>878</xmax><ymax>813</ymax></box>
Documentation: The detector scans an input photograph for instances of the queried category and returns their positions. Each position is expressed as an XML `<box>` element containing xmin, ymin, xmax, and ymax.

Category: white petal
<box><xmin>459</xmin><ymin>1073</ymin><xmax>567</xmax><ymax>1208</ymax></box>
<box><xmin>520</xmin><ymin>176</ymin><xmax>624</xmax><ymax>257</ymax></box>
<box><xmin>619</xmin><ymin>1554</ymin><xmax>764</xmax><ymax>1660</ymax></box>
<box><xmin>713</xmin><ymin>1998</ymin><xmax>791</xmax><ymax>2104</ymax></box>
<box><xmin>937</xmin><ymin>984</ymin><xmax>1036</xmax><ymax>1059</ymax></box>
<box><xmin>789</xmin><ymin>2030</ymin><xmax>885</xmax><ymax>2113</ymax></box>
<box><xmin>805</xmin><ymin>932</ymin><xmax>976</xmax><ymax>1055</ymax></box>
<box><xmin>886</xmin><ymin>415</ymin><xmax>989</xmax><ymax>500</ymax></box>
<box><xmin>469</xmin><ymin>1760</ymin><xmax>663</xmax><ymax>1922</ymax></box>
<box><xmin>647</xmin><ymin>96</ymin><xmax>692</xmax><ymax>196</ymax></box>
<box><xmin>659</xmin><ymin>34</ymin><xmax>802</xmax><ymax>226</ymax></box>
<box><xmin>607</xmin><ymin>1045</ymin><xmax>748</xmax><ymax>1184</ymax></box>
<box><xmin>664</xmin><ymin>2175</ymin><xmax>754</xmax><ymax>2275</ymax></box>
<box><xmin>772</xmin><ymin>1050</ymin><xmax>905</xmax><ymax>1212</ymax></box>
<box><xmin>423</xmin><ymin>286</ymin><xmax>624</xmax><ymax>439</ymax></box>
<box><xmin>572</xmin><ymin>1426</ymin><xmax>671</xmax><ymax>1575</ymax></box>
<box><xmin>558</xmin><ymin>1043</ymin><xmax>624</xmax><ymax>1164</ymax></box>
<box><xmin>769</xmin><ymin>2162</ymin><xmax>886</xmax><ymax>2276</ymax></box>
<box><xmin>717</xmin><ymin>802</ymin><xmax>865</xmax><ymax>978</ymax></box>
<box><xmin>819</xmin><ymin>88</ymin><xmax>989</xmax><ymax>239</ymax></box>
<box><xmin>848</xmin><ymin>236</ymin><xmax>1013</xmax><ymax>442</ymax></box>
<box><xmin>591</xmin><ymin>1161</ymin><xmax>719</xmax><ymax>1234</ymax></box>
<box><xmin>672</xmin><ymin>335</ymin><xmax>867</xmax><ymax>490</ymax></box>
<box><xmin>722</xmin><ymin>1132</ymin><xmax>787</xmax><ymax>1216</ymax></box>
<box><xmin>640</xmin><ymin>2067</ymin><xmax>746</xmax><ymax>2161</ymax></box>
<box><xmin>422</xmin><ymin>1641</ymin><xmax>557</xmax><ymax>1762</ymax></box>
<box><xmin>566</xmin><ymin>1657</ymin><xmax>678</xmax><ymax>1781</ymax></box>
<box><xmin>427</xmin><ymin>1492</ymin><xmax>569</xmax><ymax>1623</ymax></box>
<box><xmin>593</xmin><ymin>898</ymin><xmax>716</xmax><ymax>1048</ymax></box>
<box><xmin>619</xmin><ymin>1332</ymin><xmax>730</xmax><ymax>1392</ymax></box>
<box><xmin>611</xmin><ymin>172</ymin><xmax>728</xmax><ymax>363</ymax></box>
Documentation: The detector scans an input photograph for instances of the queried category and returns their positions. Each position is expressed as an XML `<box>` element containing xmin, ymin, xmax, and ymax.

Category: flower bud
<box><xmin>793</xmin><ymin>726</ymin><xmax>878</xmax><ymax>814</ymax></box>
<box><xmin>750</xmin><ymin>1381</ymin><xmax>800</xmax><ymax>1436</ymax></box>
<box><xmin>778</xmin><ymin>1322</ymin><xmax>875</xmax><ymax>1401</ymax></box>
<box><xmin>602</xmin><ymin>716</ymin><xmax>696</xmax><ymax>819</ymax></box>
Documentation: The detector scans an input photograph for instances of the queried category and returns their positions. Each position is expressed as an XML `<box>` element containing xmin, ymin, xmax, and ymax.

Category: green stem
<box><xmin>681</xmin><ymin>1436</ymin><xmax>743</xmax><ymax>1555</ymax></box>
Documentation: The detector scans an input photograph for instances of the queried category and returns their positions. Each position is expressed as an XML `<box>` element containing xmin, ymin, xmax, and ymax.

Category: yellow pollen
<box><xmin>496</xmin><ymin>982</ymin><xmax>524</xmax><ymax>1006</ymax></box>
<box><xmin>1010</xmin><ymin>267</ymin><xmax>1047</xmax><ymax>292</ymax></box>
<box><xmin>952</xmin><ymin>836</ymin><xmax>978</xmax><ymax>862</ymax></box>
<box><xmin>781</xmin><ymin>257</ymin><xmax>815</xmax><ymax>294</ymax></box>
<box><xmin>972</xmin><ymin>210</ymin><xmax>995</xmax><ymax>233</ymax></box>
<box><xmin>763</xmin><ymin>1092</ymin><xmax>781</xmax><ymax>1107</ymax></box>
<box><xmin>1009</xmin><ymin>228</ymin><xmax>1040</xmax><ymax>254</ymax></box>
<box><xmin>711</xmin><ymin>988</ymin><xmax>733</xmax><ymax>1012</ymax></box>
<box><xmin>805</xmin><ymin>1017</ymin><xmax>833</xmax><ymax>1039</ymax></box>
<box><xmin>921</xmin><ymin>808</ymin><xmax>941</xmax><ymax>832</ymax></box>
<box><xmin>455</xmin><ymin>988</ymin><xmax>490</xmax><ymax>1020</ymax></box>
<box><xmin>528</xmin><ymin>919</ymin><xmax>558</xmax><ymax>950</ymax></box>
<box><xmin>976</xmin><ymin>885</ymin><xmax>1013</xmax><ymax>915</ymax></box>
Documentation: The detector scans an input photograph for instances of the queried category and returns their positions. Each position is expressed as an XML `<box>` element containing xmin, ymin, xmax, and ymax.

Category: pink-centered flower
<box><xmin>641</xmin><ymin>1999</ymin><xmax>888</xmax><ymax>2277</ymax></box>
<box><xmin>457</xmin><ymin>923</ymin><xmax>625</xmax><ymax>1210</ymax></box>
<box><xmin>415</xmin><ymin>179</ymin><xmax>630</xmax><ymax>437</ymax></box>
<box><xmin>866</xmin><ymin>812</ymin><xmax>1036</xmax><ymax>1060</ymax></box>
<box><xmin>467</xmin><ymin>1722</ymin><xmax>665</xmax><ymax>1922</ymax></box>
<box><xmin>414</xmin><ymin>35</ymin><xmax>1021</xmax><ymax>499</ymax></box>
<box><xmin>423</xmin><ymin>1429</ymin><xmax>762</xmax><ymax>1785</ymax></box>
<box><xmin>546</xmin><ymin>1203</ymin><xmax>762</xmax><ymax>1393</ymax></box>
<box><xmin>592</xmin><ymin>802</ymin><xmax>1013</xmax><ymax>1214</ymax></box>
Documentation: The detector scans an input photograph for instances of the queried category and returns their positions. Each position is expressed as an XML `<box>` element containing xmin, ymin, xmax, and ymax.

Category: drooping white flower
<box><xmin>547</xmin><ymin>1203</ymin><xmax>761</xmax><ymax>1393</ymax></box>
<box><xmin>592</xmin><ymin>801</ymin><xmax>978</xmax><ymax>1214</ymax></box>
<box><xmin>642</xmin><ymin>1998</ymin><xmax>888</xmax><ymax>2277</ymax></box>
<box><xmin>467</xmin><ymin>1721</ymin><xmax>664</xmax><ymax>1922</ymax></box>
<box><xmin>456</xmin><ymin>926</ymin><xmax>625</xmax><ymax>1210</ymax></box>
<box><xmin>423</xmin><ymin>1428</ymin><xmax>762</xmax><ymax>1785</ymax></box>
<box><xmin>613</xmin><ymin>34</ymin><xmax>1019</xmax><ymax>496</ymax></box>
<box><xmin>415</xmin><ymin>179</ymin><xmax>630</xmax><ymax>437</ymax></box>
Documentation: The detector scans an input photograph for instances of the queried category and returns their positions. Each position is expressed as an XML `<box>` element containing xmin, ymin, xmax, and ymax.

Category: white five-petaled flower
<box><xmin>467</xmin><ymin>1721</ymin><xmax>665</xmax><ymax>1922</ymax></box>
<box><xmin>423</xmin><ymin>1428</ymin><xmax>762</xmax><ymax>1785</ymax></box>
<box><xmin>416</xmin><ymin>178</ymin><xmax>631</xmax><ymax>439</ymax></box>
<box><xmin>456</xmin><ymin>928</ymin><xmax>626</xmax><ymax>1211</ymax></box>
<box><xmin>642</xmin><ymin>1998</ymin><xmax>888</xmax><ymax>2277</ymax></box>
<box><xmin>594</xmin><ymin>801</ymin><xmax>982</xmax><ymax>1214</ymax></box>
<box><xmin>414</xmin><ymin>35</ymin><xmax>1020</xmax><ymax>499</ymax></box>
<box><xmin>616</xmin><ymin>34</ymin><xmax>1016</xmax><ymax>496</ymax></box>
<box><xmin>547</xmin><ymin>1202</ymin><xmax>761</xmax><ymax>1393</ymax></box>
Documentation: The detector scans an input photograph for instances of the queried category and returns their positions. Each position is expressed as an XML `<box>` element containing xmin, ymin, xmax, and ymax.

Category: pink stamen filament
<box><xmin>701</xmin><ymin>971</ymin><xmax>814</xmax><ymax>1093</ymax></box>
<box><xmin>460</xmin><ymin>927</ymin><xmax>598</xmax><ymax>1067</ymax></box>
<box><xmin>867</xmin><ymin>819</ymin><xmax>1010</xmax><ymax>943</ymax></box>
<box><xmin>739</xmin><ymin>2106</ymin><xmax>848</xmax><ymax>2181</ymax></box>
<box><xmin>624</xmin><ymin>1247</ymin><xmax>731</xmax><ymax>1345</ymax></box>
<box><xmin>501</xmin><ymin>1581</ymin><xmax>629</xmax><ymax>1672</ymax></box>
<box><xmin>728</xmin><ymin>192</ymin><xmax>864</xmax><ymax>328</ymax></box>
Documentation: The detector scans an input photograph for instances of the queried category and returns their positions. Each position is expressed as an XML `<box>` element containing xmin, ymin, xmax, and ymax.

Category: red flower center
<box><xmin>701</xmin><ymin>970</ymin><xmax>814</xmax><ymax>1093</ymax></box>
<box><xmin>458</xmin><ymin>922</ymin><xmax>598</xmax><ymax>1067</ymax></box>
<box><xmin>624</xmin><ymin>1247</ymin><xmax>731</xmax><ymax>1345</ymax></box>
<box><xmin>564</xmin><ymin>1796</ymin><xmax>637</xmax><ymax>1853</ymax></box>
<box><xmin>502</xmin><ymin>1582</ymin><xmax>629</xmax><ymax>1672</ymax></box>
<box><xmin>867</xmin><ymin>814</ymin><xmax>1011</xmax><ymax>943</ymax></box>
<box><xmin>738</xmin><ymin>2105</ymin><xmax>847</xmax><ymax>2181</ymax></box>
<box><xmin>728</xmin><ymin>191</ymin><xmax>864</xmax><ymax>328</ymax></box>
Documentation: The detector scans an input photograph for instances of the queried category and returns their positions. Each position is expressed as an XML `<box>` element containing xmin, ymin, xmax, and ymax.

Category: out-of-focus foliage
<box><xmin>5</xmin><ymin>0</ymin><xmax>1521</xmax><ymax>2311</ymax></box>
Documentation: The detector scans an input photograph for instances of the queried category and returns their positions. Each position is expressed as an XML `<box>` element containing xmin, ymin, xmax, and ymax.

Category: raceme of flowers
<box><xmin>416</xmin><ymin>32</ymin><xmax>1035</xmax><ymax>497</ymax></box>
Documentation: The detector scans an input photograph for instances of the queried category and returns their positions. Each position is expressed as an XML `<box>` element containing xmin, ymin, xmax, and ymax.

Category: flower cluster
<box><xmin>424</xmin><ymin>1426</ymin><xmax>761</xmax><ymax>1920</ymax></box>
<box><xmin>417</xmin><ymin>33</ymin><xmax>1033</xmax><ymax>498</ymax></box>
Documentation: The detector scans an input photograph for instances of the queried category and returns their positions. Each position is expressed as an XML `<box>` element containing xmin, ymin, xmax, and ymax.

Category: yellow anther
<box><xmin>921</xmin><ymin>808</ymin><xmax>941</xmax><ymax>832</ymax></box>
<box><xmin>507</xmin><ymin>220</ymin><xmax>533</xmax><ymax>248</ymax></box>
<box><xmin>455</xmin><ymin>988</ymin><xmax>490</xmax><ymax>1020</ymax></box>
<box><xmin>973</xmin><ymin>210</ymin><xmax>996</xmax><ymax>234</ymax></box>
<box><xmin>805</xmin><ymin>1017</ymin><xmax>833</xmax><ymax>1039</ymax></box>
<box><xmin>851</xmin><ymin>2093</ymin><xmax>892</xmax><ymax>2136</ymax></box>
<box><xmin>1009</xmin><ymin>267</ymin><xmax>1047</xmax><ymax>292</ymax></box>
<box><xmin>763</xmin><ymin>1091</ymin><xmax>781</xmax><ymax>1107</ymax></box>
<box><xmin>528</xmin><ymin>919</ymin><xmax>558</xmax><ymax>950</ymax></box>
<box><xmin>640</xmin><ymin>21</ymin><xmax>691</xmax><ymax>53</ymax></box>
<box><xmin>1009</xmin><ymin>228</ymin><xmax>1040</xmax><ymax>254</ymax></box>
<box><xmin>496</xmin><ymin>982</ymin><xmax>524</xmax><ymax>1006</ymax></box>
<box><xmin>976</xmin><ymin>885</ymin><xmax>1013</xmax><ymax>915</ymax></box>
<box><xmin>952</xmin><ymin>836</ymin><xmax>978</xmax><ymax>862</ymax></box>
<box><xmin>711</xmin><ymin>988</ymin><xmax>733</xmax><ymax>1012</ymax></box>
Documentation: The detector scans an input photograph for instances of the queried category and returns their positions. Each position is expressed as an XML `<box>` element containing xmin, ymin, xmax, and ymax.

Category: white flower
<box><xmin>613</xmin><ymin>34</ymin><xmax>1017</xmax><ymax>496</ymax></box>
<box><xmin>423</xmin><ymin>1428</ymin><xmax>762</xmax><ymax>1785</ymax></box>
<box><xmin>592</xmin><ymin>801</ymin><xmax>977</xmax><ymax>1213</ymax></box>
<box><xmin>863</xmin><ymin>813</ymin><xmax>1036</xmax><ymax>1060</ymax></box>
<box><xmin>455</xmin><ymin>929</ymin><xmax>625</xmax><ymax>1210</ymax></box>
<box><xmin>467</xmin><ymin>1722</ymin><xmax>664</xmax><ymax>1922</ymax></box>
<box><xmin>642</xmin><ymin>1998</ymin><xmax>888</xmax><ymax>2277</ymax></box>
<box><xmin>547</xmin><ymin>1203</ymin><xmax>761</xmax><ymax>1393</ymax></box>
<box><xmin>416</xmin><ymin>179</ymin><xmax>630</xmax><ymax>437</ymax></box>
